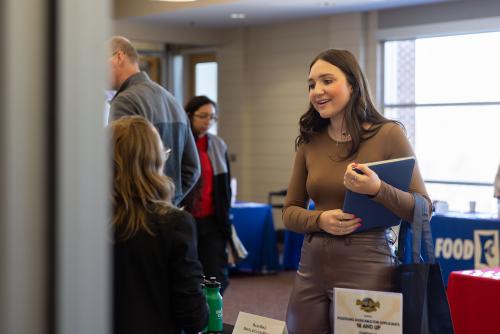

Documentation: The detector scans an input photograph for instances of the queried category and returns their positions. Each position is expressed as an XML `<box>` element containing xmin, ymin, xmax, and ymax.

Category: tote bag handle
<box><xmin>398</xmin><ymin>193</ymin><xmax>435</xmax><ymax>264</ymax></box>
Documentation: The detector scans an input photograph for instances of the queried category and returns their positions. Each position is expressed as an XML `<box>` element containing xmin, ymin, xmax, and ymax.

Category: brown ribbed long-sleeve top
<box><xmin>283</xmin><ymin>122</ymin><xmax>431</xmax><ymax>234</ymax></box>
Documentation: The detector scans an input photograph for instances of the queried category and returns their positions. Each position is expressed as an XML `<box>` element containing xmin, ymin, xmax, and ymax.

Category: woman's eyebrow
<box><xmin>308</xmin><ymin>73</ymin><xmax>334</xmax><ymax>81</ymax></box>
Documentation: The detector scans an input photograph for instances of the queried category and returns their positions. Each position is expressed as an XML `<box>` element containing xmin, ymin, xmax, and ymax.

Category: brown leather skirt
<box><xmin>286</xmin><ymin>229</ymin><xmax>397</xmax><ymax>334</ymax></box>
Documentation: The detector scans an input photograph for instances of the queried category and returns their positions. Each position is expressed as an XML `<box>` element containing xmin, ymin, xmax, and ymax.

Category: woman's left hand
<box><xmin>343</xmin><ymin>162</ymin><xmax>381</xmax><ymax>196</ymax></box>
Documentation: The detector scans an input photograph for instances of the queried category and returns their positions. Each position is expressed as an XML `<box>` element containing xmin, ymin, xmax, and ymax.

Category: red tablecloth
<box><xmin>447</xmin><ymin>268</ymin><xmax>500</xmax><ymax>334</ymax></box>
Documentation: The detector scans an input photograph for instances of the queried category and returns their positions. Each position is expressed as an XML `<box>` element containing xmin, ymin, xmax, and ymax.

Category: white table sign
<box><xmin>232</xmin><ymin>311</ymin><xmax>287</xmax><ymax>334</ymax></box>
<box><xmin>334</xmin><ymin>287</ymin><xmax>402</xmax><ymax>334</ymax></box>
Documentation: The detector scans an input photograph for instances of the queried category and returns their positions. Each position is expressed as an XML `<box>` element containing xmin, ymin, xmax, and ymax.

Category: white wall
<box><xmin>215</xmin><ymin>14</ymin><xmax>378</xmax><ymax>228</ymax></box>
<box><xmin>216</xmin><ymin>30</ymin><xmax>247</xmax><ymax>196</ymax></box>
<box><xmin>217</xmin><ymin>13</ymin><xmax>376</xmax><ymax>208</ymax></box>
<box><xmin>1</xmin><ymin>0</ymin><xmax>48</xmax><ymax>332</ymax></box>
<box><xmin>113</xmin><ymin>19</ymin><xmax>231</xmax><ymax>46</ymax></box>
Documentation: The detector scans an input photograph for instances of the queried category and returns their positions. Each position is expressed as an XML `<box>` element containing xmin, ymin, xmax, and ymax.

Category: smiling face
<box><xmin>308</xmin><ymin>59</ymin><xmax>352</xmax><ymax>121</ymax></box>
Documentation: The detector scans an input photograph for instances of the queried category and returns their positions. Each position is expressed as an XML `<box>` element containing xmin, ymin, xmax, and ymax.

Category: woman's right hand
<box><xmin>318</xmin><ymin>209</ymin><xmax>362</xmax><ymax>235</ymax></box>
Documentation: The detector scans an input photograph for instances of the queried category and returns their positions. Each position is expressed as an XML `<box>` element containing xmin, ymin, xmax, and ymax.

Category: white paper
<box><xmin>334</xmin><ymin>287</ymin><xmax>402</xmax><ymax>334</ymax></box>
<box><xmin>233</xmin><ymin>311</ymin><xmax>287</xmax><ymax>334</ymax></box>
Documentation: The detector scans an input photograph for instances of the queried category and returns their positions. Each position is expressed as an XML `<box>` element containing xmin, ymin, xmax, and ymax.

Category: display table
<box><xmin>431</xmin><ymin>212</ymin><xmax>500</xmax><ymax>284</ymax></box>
<box><xmin>230</xmin><ymin>202</ymin><xmax>280</xmax><ymax>273</ymax></box>
<box><xmin>283</xmin><ymin>231</ymin><xmax>304</xmax><ymax>270</ymax></box>
<box><xmin>282</xmin><ymin>202</ymin><xmax>314</xmax><ymax>270</ymax></box>
<box><xmin>447</xmin><ymin>268</ymin><xmax>500</xmax><ymax>334</ymax></box>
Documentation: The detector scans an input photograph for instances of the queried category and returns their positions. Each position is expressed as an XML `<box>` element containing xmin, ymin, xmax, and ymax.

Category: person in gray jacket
<box><xmin>108</xmin><ymin>36</ymin><xmax>200</xmax><ymax>205</ymax></box>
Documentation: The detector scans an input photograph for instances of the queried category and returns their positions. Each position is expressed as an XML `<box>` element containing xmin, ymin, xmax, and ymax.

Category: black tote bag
<box><xmin>396</xmin><ymin>196</ymin><xmax>454</xmax><ymax>334</ymax></box>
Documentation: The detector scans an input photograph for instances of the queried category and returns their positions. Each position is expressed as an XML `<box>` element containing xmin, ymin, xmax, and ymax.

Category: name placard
<box><xmin>232</xmin><ymin>311</ymin><xmax>287</xmax><ymax>334</ymax></box>
<box><xmin>334</xmin><ymin>287</ymin><xmax>402</xmax><ymax>334</ymax></box>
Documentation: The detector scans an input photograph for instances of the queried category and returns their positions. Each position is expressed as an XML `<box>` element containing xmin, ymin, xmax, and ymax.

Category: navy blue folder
<box><xmin>343</xmin><ymin>156</ymin><xmax>415</xmax><ymax>233</ymax></box>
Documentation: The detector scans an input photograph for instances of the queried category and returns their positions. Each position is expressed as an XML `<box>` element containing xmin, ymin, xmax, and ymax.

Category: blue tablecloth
<box><xmin>431</xmin><ymin>212</ymin><xmax>500</xmax><ymax>284</ymax></box>
<box><xmin>230</xmin><ymin>202</ymin><xmax>280</xmax><ymax>273</ymax></box>
<box><xmin>282</xmin><ymin>202</ymin><xmax>312</xmax><ymax>270</ymax></box>
<box><xmin>283</xmin><ymin>231</ymin><xmax>304</xmax><ymax>269</ymax></box>
<box><xmin>282</xmin><ymin>212</ymin><xmax>500</xmax><ymax>285</ymax></box>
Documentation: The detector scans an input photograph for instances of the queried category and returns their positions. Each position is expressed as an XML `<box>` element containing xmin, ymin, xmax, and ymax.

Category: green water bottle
<box><xmin>205</xmin><ymin>277</ymin><xmax>223</xmax><ymax>334</ymax></box>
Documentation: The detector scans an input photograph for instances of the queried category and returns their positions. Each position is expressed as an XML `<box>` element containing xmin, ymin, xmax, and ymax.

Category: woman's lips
<box><xmin>315</xmin><ymin>99</ymin><xmax>331</xmax><ymax>108</ymax></box>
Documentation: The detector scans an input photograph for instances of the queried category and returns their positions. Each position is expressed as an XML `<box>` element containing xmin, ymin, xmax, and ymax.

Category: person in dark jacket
<box><xmin>183</xmin><ymin>96</ymin><xmax>232</xmax><ymax>294</ymax></box>
<box><xmin>108</xmin><ymin>36</ymin><xmax>200</xmax><ymax>206</ymax></box>
<box><xmin>110</xmin><ymin>116</ymin><xmax>208</xmax><ymax>334</ymax></box>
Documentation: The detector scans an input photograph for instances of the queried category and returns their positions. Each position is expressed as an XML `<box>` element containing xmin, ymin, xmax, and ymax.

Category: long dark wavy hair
<box><xmin>296</xmin><ymin>49</ymin><xmax>394</xmax><ymax>159</ymax></box>
<box><xmin>110</xmin><ymin>116</ymin><xmax>175</xmax><ymax>241</ymax></box>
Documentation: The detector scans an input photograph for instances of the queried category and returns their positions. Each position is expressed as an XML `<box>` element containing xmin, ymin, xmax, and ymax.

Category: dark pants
<box><xmin>195</xmin><ymin>215</ymin><xmax>229</xmax><ymax>294</ymax></box>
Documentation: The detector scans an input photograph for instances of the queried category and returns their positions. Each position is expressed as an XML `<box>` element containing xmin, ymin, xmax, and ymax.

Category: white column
<box><xmin>0</xmin><ymin>0</ymin><xmax>111</xmax><ymax>333</ymax></box>
<box><xmin>57</xmin><ymin>0</ymin><xmax>111</xmax><ymax>333</ymax></box>
<box><xmin>0</xmin><ymin>0</ymin><xmax>48</xmax><ymax>333</ymax></box>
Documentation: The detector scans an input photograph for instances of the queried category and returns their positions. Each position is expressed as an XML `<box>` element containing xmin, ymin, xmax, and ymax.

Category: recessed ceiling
<box><xmin>116</xmin><ymin>0</ymin><xmax>453</xmax><ymax>28</ymax></box>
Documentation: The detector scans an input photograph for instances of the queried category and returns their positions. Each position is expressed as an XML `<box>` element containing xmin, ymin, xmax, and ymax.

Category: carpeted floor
<box><xmin>222</xmin><ymin>270</ymin><xmax>296</xmax><ymax>325</ymax></box>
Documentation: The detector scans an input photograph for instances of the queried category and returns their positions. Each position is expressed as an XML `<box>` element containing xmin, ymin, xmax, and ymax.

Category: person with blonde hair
<box><xmin>108</xmin><ymin>36</ymin><xmax>200</xmax><ymax>206</ymax></box>
<box><xmin>111</xmin><ymin>116</ymin><xmax>207</xmax><ymax>334</ymax></box>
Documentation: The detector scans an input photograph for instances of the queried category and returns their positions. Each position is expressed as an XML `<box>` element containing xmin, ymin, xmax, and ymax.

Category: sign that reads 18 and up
<box><xmin>334</xmin><ymin>287</ymin><xmax>402</xmax><ymax>334</ymax></box>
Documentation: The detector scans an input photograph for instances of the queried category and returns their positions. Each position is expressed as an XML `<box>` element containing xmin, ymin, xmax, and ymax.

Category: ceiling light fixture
<box><xmin>154</xmin><ymin>0</ymin><xmax>198</xmax><ymax>2</ymax></box>
<box><xmin>230</xmin><ymin>13</ymin><xmax>246</xmax><ymax>19</ymax></box>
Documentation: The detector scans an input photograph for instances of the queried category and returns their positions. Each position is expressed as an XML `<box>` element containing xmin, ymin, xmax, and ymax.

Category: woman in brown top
<box><xmin>283</xmin><ymin>49</ymin><xmax>431</xmax><ymax>334</ymax></box>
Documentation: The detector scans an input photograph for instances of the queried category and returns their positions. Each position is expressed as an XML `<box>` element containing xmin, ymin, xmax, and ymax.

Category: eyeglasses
<box><xmin>193</xmin><ymin>113</ymin><xmax>218</xmax><ymax>122</ymax></box>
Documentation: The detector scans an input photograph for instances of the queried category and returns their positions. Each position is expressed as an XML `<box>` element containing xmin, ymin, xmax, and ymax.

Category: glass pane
<box><xmin>426</xmin><ymin>183</ymin><xmax>497</xmax><ymax>214</ymax></box>
<box><xmin>384</xmin><ymin>107</ymin><xmax>416</xmax><ymax>147</ymax></box>
<box><xmin>195</xmin><ymin>62</ymin><xmax>218</xmax><ymax>134</ymax></box>
<box><xmin>415</xmin><ymin>31</ymin><xmax>500</xmax><ymax>104</ymax></box>
<box><xmin>195</xmin><ymin>62</ymin><xmax>218</xmax><ymax>102</ymax></box>
<box><xmin>172</xmin><ymin>55</ymin><xmax>183</xmax><ymax>103</ymax></box>
<box><xmin>414</xmin><ymin>105</ymin><xmax>500</xmax><ymax>183</ymax></box>
<box><xmin>384</xmin><ymin>40</ymin><xmax>415</xmax><ymax>105</ymax></box>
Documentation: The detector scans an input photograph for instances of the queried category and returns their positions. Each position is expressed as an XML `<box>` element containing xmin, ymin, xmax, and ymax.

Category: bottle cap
<box><xmin>206</xmin><ymin>277</ymin><xmax>221</xmax><ymax>288</ymax></box>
